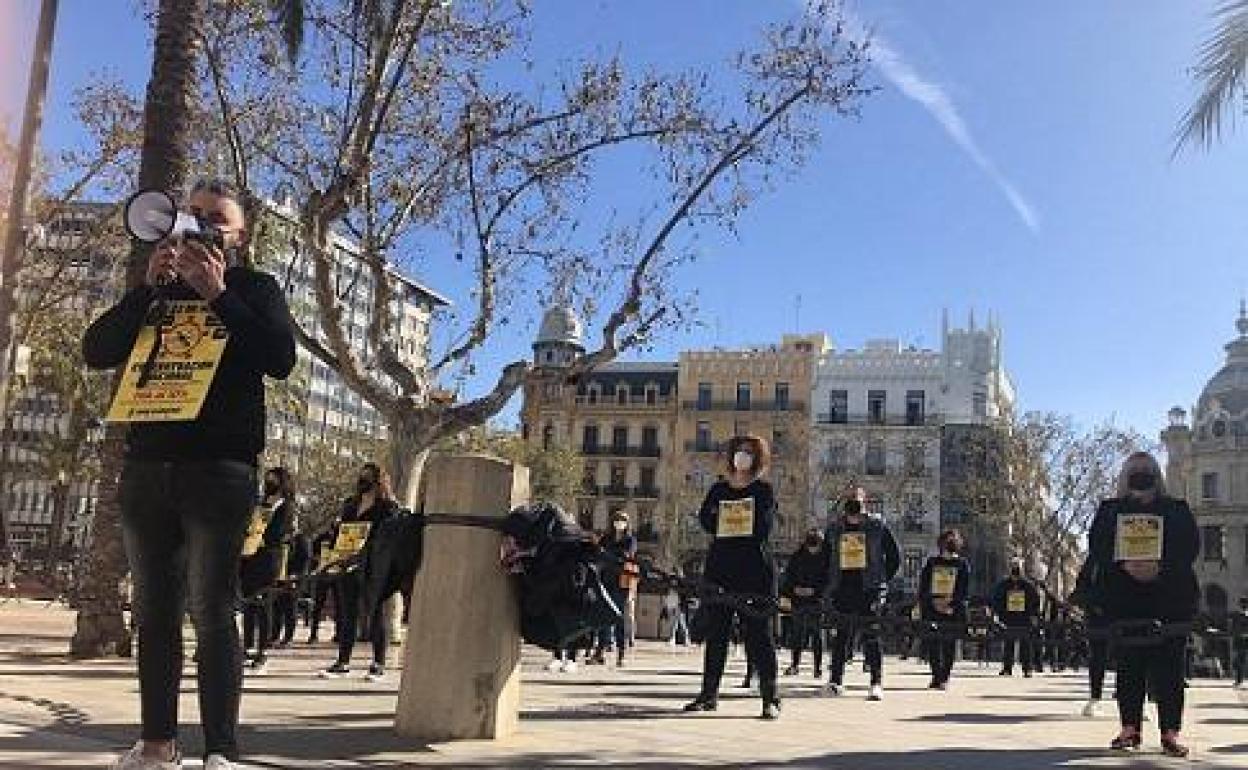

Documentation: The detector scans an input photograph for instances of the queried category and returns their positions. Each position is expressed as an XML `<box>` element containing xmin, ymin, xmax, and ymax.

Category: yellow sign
<box><xmin>840</xmin><ymin>532</ymin><xmax>867</xmax><ymax>571</ymax></box>
<box><xmin>106</xmin><ymin>299</ymin><xmax>229</xmax><ymax>422</ymax></box>
<box><xmin>717</xmin><ymin>499</ymin><xmax>755</xmax><ymax>538</ymax></box>
<box><xmin>331</xmin><ymin>521</ymin><xmax>372</xmax><ymax>561</ymax></box>
<box><xmin>241</xmin><ymin>505</ymin><xmax>272</xmax><ymax>557</ymax></box>
<box><xmin>1115</xmin><ymin>513</ymin><xmax>1164</xmax><ymax>562</ymax></box>
<box><xmin>317</xmin><ymin>543</ymin><xmax>333</xmax><ymax>569</ymax></box>
<box><xmin>276</xmin><ymin>544</ymin><xmax>289</xmax><ymax>582</ymax></box>
<box><xmin>931</xmin><ymin>565</ymin><xmax>958</xmax><ymax>598</ymax></box>
<box><xmin>1007</xmin><ymin>590</ymin><xmax>1026</xmax><ymax>614</ymax></box>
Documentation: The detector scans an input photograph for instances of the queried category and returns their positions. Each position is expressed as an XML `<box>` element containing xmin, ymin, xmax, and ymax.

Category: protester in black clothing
<box><xmin>1070</xmin><ymin>552</ymin><xmax>1110</xmax><ymax>717</ymax></box>
<box><xmin>307</xmin><ymin>525</ymin><xmax>339</xmax><ymax>644</ymax></box>
<box><xmin>823</xmin><ymin>494</ymin><xmax>900</xmax><ymax>701</ymax></box>
<box><xmin>272</xmin><ymin>527</ymin><xmax>311</xmax><ymax>647</ymax></box>
<box><xmin>318</xmin><ymin>463</ymin><xmax>402</xmax><ymax>681</ymax></box>
<box><xmin>684</xmin><ymin>435</ymin><xmax>781</xmax><ymax>720</ymax></box>
<box><xmin>1084</xmin><ymin>451</ymin><xmax>1199</xmax><ymax>757</ymax></box>
<box><xmin>992</xmin><ymin>561</ymin><xmax>1041</xmax><ymax>677</ymax></box>
<box><xmin>1233</xmin><ymin>598</ymin><xmax>1248</xmax><ymax>689</ymax></box>
<box><xmin>919</xmin><ymin>529</ymin><xmax>971</xmax><ymax>690</ymax></box>
<box><xmin>240</xmin><ymin>468</ymin><xmax>295</xmax><ymax>673</ymax></box>
<box><xmin>590</xmin><ymin>512</ymin><xmax>638</xmax><ymax>667</ymax></box>
<box><xmin>85</xmin><ymin>179</ymin><xmax>295</xmax><ymax>770</ymax></box>
<box><xmin>781</xmin><ymin>529</ymin><xmax>829</xmax><ymax>678</ymax></box>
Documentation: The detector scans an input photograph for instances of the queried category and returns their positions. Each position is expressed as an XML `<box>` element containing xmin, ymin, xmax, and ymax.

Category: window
<box><xmin>868</xmin><ymin>390</ymin><xmax>886</xmax><ymax>425</ymax></box>
<box><xmin>646</xmin><ymin>387</ymin><xmax>658</xmax><ymax>405</ymax></box>
<box><xmin>618</xmin><ymin>388</ymin><xmax>628</xmax><ymax>405</ymax></box>
<box><xmin>612</xmin><ymin>425</ymin><xmax>629</xmax><ymax>453</ymax></box>
<box><xmin>582</xmin><ymin>425</ymin><xmax>599</xmax><ymax>453</ymax></box>
<box><xmin>904</xmin><ymin>548</ymin><xmax>925</xmax><ymax>586</ymax></box>
<box><xmin>828</xmin><ymin>390</ymin><xmax>848</xmax><ymax>423</ymax></box>
<box><xmin>775</xmin><ymin>382</ymin><xmax>790</xmax><ymax>411</ymax></box>
<box><xmin>866</xmin><ymin>498</ymin><xmax>885</xmax><ymax>517</ymax></box>
<box><xmin>610</xmin><ymin>465</ymin><xmax>627</xmax><ymax>490</ymax></box>
<box><xmin>696</xmin><ymin>421</ymin><xmax>712</xmax><ymax>451</ymax></box>
<box><xmin>587</xmin><ymin>386</ymin><xmax>598</xmax><ymax>405</ymax></box>
<box><xmin>542</xmin><ymin>424</ymin><xmax>554</xmax><ymax>451</ymax></box>
<box><xmin>697</xmin><ymin>383</ymin><xmax>712</xmax><ymax>410</ymax></box>
<box><xmin>866</xmin><ymin>440</ymin><xmax>886</xmax><ymax>476</ymax></box>
<box><xmin>577</xmin><ymin>501</ymin><xmax>596</xmax><ymax>531</ymax></box>
<box><xmin>1202</xmin><ymin>472</ymin><xmax>1219</xmax><ymax>501</ymax></box>
<box><xmin>736</xmin><ymin>382</ymin><xmax>752</xmax><ymax>410</ymax></box>
<box><xmin>1203</xmin><ymin>525</ymin><xmax>1225</xmax><ymax>562</ymax></box>
<box><xmin>639</xmin><ymin>466</ymin><xmax>657</xmax><ymax>493</ymax></box>
<box><xmin>642</xmin><ymin>426</ymin><xmax>659</xmax><ymax>452</ymax></box>
<box><xmin>906</xmin><ymin>390</ymin><xmax>926</xmax><ymax>426</ymax></box>
<box><xmin>825</xmin><ymin>441</ymin><xmax>848</xmax><ymax>474</ymax></box>
<box><xmin>906</xmin><ymin>493</ymin><xmax>925</xmax><ymax>514</ymax></box>
<box><xmin>973</xmin><ymin>391</ymin><xmax>988</xmax><ymax>418</ymax></box>
<box><xmin>582</xmin><ymin>464</ymin><xmax>598</xmax><ymax>492</ymax></box>
<box><xmin>733</xmin><ymin>420</ymin><xmax>748</xmax><ymax>438</ymax></box>
<box><xmin>904</xmin><ymin>443</ymin><xmax>926</xmax><ymax>475</ymax></box>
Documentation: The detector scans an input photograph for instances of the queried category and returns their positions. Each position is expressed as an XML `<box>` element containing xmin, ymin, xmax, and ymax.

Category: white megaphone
<box><xmin>123</xmin><ymin>189</ymin><xmax>207</xmax><ymax>244</ymax></box>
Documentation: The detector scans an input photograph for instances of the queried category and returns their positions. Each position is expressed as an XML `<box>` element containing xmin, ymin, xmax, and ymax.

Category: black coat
<box><xmin>991</xmin><ymin>576</ymin><xmax>1041</xmax><ymax>624</ymax></box>
<box><xmin>919</xmin><ymin>555</ymin><xmax>971</xmax><ymax>620</ymax></box>
<box><xmin>698</xmin><ymin>479</ymin><xmax>776</xmax><ymax>596</ymax></box>
<box><xmin>240</xmin><ymin>499</ymin><xmax>293</xmax><ymax>597</ymax></box>
<box><xmin>781</xmin><ymin>544</ymin><xmax>829</xmax><ymax>604</ymax></box>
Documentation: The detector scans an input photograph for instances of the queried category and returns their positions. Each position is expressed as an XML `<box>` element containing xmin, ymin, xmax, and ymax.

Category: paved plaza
<box><xmin>0</xmin><ymin>602</ymin><xmax>1243</xmax><ymax>769</ymax></box>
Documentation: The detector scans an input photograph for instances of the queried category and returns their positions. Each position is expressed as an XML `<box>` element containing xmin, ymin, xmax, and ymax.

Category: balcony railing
<box><xmin>581</xmin><ymin>444</ymin><xmax>662</xmax><ymax>458</ymax></box>
<box><xmin>601</xmin><ymin>484</ymin><xmax>631</xmax><ymax>498</ymax></box>
<box><xmin>684</xmin><ymin>440</ymin><xmax>727</xmax><ymax>454</ymax></box>
<box><xmin>682</xmin><ymin>400</ymin><xmax>806</xmax><ymax>413</ymax></box>
<box><xmin>633</xmin><ymin>486</ymin><xmax>661</xmax><ymax>500</ymax></box>
<box><xmin>575</xmin><ymin>394</ymin><xmax>674</xmax><ymax>408</ymax></box>
<box><xmin>815</xmin><ymin>413</ymin><xmax>940</xmax><ymax>427</ymax></box>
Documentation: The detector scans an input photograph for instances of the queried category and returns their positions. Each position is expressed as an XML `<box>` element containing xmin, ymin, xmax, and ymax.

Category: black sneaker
<box><xmin>365</xmin><ymin>663</ymin><xmax>385</xmax><ymax>682</ymax></box>
<box><xmin>761</xmin><ymin>699</ymin><xmax>782</xmax><ymax>720</ymax></box>
<box><xmin>783</xmin><ymin>665</ymin><xmax>799</xmax><ymax>677</ymax></box>
<box><xmin>318</xmin><ymin>662</ymin><xmax>350</xmax><ymax>679</ymax></box>
<box><xmin>683</xmin><ymin>696</ymin><xmax>718</xmax><ymax>713</ymax></box>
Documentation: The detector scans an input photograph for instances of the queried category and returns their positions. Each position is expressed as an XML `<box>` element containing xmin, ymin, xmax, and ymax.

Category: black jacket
<box><xmin>823</xmin><ymin>516</ymin><xmax>901</xmax><ymax>600</ymax></box>
<box><xmin>919</xmin><ymin>555</ymin><xmax>971</xmax><ymax>620</ymax></box>
<box><xmin>781</xmin><ymin>544</ymin><xmax>829</xmax><ymax>604</ymax></box>
<box><xmin>82</xmin><ymin>268</ymin><xmax>296</xmax><ymax>464</ymax></box>
<box><xmin>991</xmin><ymin>576</ymin><xmax>1041</xmax><ymax>624</ymax></box>
<box><xmin>698</xmin><ymin>479</ymin><xmax>776</xmax><ymax>595</ymax></box>
<box><xmin>240</xmin><ymin>499</ymin><xmax>293</xmax><ymax>597</ymax></box>
<box><xmin>1085</xmin><ymin>496</ymin><xmax>1199</xmax><ymax>622</ymax></box>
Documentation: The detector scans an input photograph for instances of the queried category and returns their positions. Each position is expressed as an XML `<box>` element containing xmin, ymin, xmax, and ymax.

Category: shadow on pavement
<box><xmin>904</xmin><ymin>712</ymin><xmax>1077</xmax><ymax>725</ymax></box>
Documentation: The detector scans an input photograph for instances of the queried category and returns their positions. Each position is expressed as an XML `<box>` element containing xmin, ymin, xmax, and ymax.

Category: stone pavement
<box><xmin>0</xmin><ymin>601</ymin><xmax>1244</xmax><ymax>769</ymax></box>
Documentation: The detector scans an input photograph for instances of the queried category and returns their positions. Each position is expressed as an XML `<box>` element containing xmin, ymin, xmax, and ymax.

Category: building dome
<box><xmin>534</xmin><ymin>305</ymin><xmax>585</xmax><ymax>351</ymax></box>
<box><xmin>1196</xmin><ymin>303</ymin><xmax>1248</xmax><ymax>420</ymax></box>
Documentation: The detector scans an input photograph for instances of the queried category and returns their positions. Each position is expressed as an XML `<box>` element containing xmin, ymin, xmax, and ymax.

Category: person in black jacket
<box><xmin>1233</xmin><ymin>597</ymin><xmax>1248</xmax><ymax>690</ymax></box>
<box><xmin>84</xmin><ymin>179</ymin><xmax>295</xmax><ymax>769</ymax></box>
<box><xmin>992</xmin><ymin>561</ymin><xmax>1041</xmax><ymax>677</ymax></box>
<box><xmin>781</xmin><ymin>529</ymin><xmax>828</xmax><ymax>678</ymax></box>
<box><xmin>1070</xmin><ymin>550</ymin><xmax>1110</xmax><ymax>717</ymax></box>
<box><xmin>590</xmin><ymin>512</ymin><xmax>638</xmax><ymax>667</ymax></box>
<box><xmin>317</xmin><ymin>463</ymin><xmax>402</xmax><ymax>681</ymax></box>
<box><xmin>240</xmin><ymin>467</ymin><xmax>295</xmax><ymax>673</ymax></box>
<box><xmin>307</xmin><ymin>523</ymin><xmax>340</xmax><ymax>644</ymax></box>
<box><xmin>823</xmin><ymin>493</ymin><xmax>901</xmax><ymax>701</ymax></box>
<box><xmin>1085</xmin><ymin>451</ymin><xmax>1199</xmax><ymax>757</ymax></box>
<box><xmin>683</xmin><ymin>435</ymin><xmax>781</xmax><ymax>720</ymax></box>
<box><xmin>919</xmin><ymin>529</ymin><xmax>971</xmax><ymax>690</ymax></box>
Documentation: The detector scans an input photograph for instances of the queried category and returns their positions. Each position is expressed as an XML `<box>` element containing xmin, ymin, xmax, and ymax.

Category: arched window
<box><xmin>1205</xmin><ymin>583</ymin><xmax>1229</xmax><ymax>616</ymax></box>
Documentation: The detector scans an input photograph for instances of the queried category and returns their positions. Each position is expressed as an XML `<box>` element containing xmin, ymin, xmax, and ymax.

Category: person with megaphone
<box><xmin>85</xmin><ymin>178</ymin><xmax>296</xmax><ymax>770</ymax></box>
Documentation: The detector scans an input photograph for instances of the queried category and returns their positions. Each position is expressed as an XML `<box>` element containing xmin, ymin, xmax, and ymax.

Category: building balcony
<box><xmin>601</xmin><ymin>484</ymin><xmax>631</xmax><ymax>498</ymax></box>
<box><xmin>575</xmin><ymin>395</ymin><xmax>674</xmax><ymax>409</ymax></box>
<box><xmin>682</xmin><ymin>400</ymin><xmax>806</xmax><ymax>413</ymax></box>
<box><xmin>684</xmin><ymin>440</ymin><xmax>727</xmax><ymax>454</ymax></box>
<box><xmin>581</xmin><ymin>444</ymin><xmax>663</xmax><ymax>458</ymax></box>
<box><xmin>633</xmin><ymin>486</ymin><xmax>661</xmax><ymax>500</ymax></box>
<box><xmin>815</xmin><ymin>413</ymin><xmax>941</xmax><ymax>427</ymax></box>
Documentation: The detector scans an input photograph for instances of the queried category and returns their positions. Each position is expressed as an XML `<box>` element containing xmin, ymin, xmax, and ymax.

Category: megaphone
<box><xmin>123</xmin><ymin>188</ymin><xmax>214</xmax><ymax>245</ymax></box>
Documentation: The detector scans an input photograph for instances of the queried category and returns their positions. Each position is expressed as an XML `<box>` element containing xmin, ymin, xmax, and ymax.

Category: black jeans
<box><xmin>829</xmin><ymin>592</ymin><xmax>882</xmax><ymax>686</ymax></box>
<box><xmin>272</xmin><ymin>588</ymin><xmax>297</xmax><ymax>645</ymax></box>
<box><xmin>1116</xmin><ymin>637</ymin><xmax>1185</xmax><ymax>732</ymax></box>
<box><xmin>334</xmin><ymin>572</ymin><xmax>388</xmax><ymax>667</ymax></box>
<box><xmin>789</xmin><ymin>605</ymin><xmax>823</xmax><ymax>672</ymax></box>
<box><xmin>121</xmin><ymin>460</ymin><xmax>256</xmax><ymax>761</ymax></box>
<box><xmin>1235</xmin><ymin>640</ymin><xmax>1247</xmax><ymax>685</ymax></box>
<box><xmin>241</xmin><ymin>594</ymin><xmax>272</xmax><ymax>659</ymax></box>
<box><xmin>1001</xmin><ymin>627</ymin><xmax>1034</xmax><ymax>674</ymax></box>
<box><xmin>699</xmin><ymin>604</ymin><xmax>777</xmax><ymax>701</ymax></box>
<box><xmin>309</xmin><ymin>575</ymin><xmax>337</xmax><ymax>641</ymax></box>
<box><xmin>1089</xmin><ymin>637</ymin><xmax>1109</xmax><ymax>700</ymax></box>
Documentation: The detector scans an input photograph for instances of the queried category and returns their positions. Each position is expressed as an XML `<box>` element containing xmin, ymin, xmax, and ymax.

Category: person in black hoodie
<box><xmin>240</xmin><ymin>467</ymin><xmax>295</xmax><ymax>673</ymax></box>
<box><xmin>1085</xmin><ymin>451</ymin><xmax>1198</xmax><ymax>757</ymax></box>
<box><xmin>781</xmin><ymin>528</ymin><xmax>829</xmax><ymax>678</ymax></box>
<box><xmin>84</xmin><ymin>179</ymin><xmax>295</xmax><ymax>769</ymax></box>
<box><xmin>919</xmin><ymin>529</ymin><xmax>971</xmax><ymax>690</ymax></box>
<box><xmin>317</xmin><ymin>462</ymin><xmax>402</xmax><ymax>682</ymax></box>
<box><xmin>823</xmin><ymin>493</ymin><xmax>901</xmax><ymax>702</ymax></box>
<box><xmin>683</xmin><ymin>435</ymin><xmax>781</xmax><ymax>720</ymax></box>
<box><xmin>992</xmin><ymin>560</ymin><xmax>1041</xmax><ymax>677</ymax></box>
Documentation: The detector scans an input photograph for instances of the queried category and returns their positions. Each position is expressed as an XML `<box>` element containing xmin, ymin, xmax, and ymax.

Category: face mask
<box><xmin>357</xmin><ymin>478</ymin><xmax>376</xmax><ymax>494</ymax></box>
<box><xmin>1127</xmin><ymin>471</ymin><xmax>1155</xmax><ymax>493</ymax></box>
<box><xmin>263</xmin><ymin>481</ymin><xmax>279</xmax><ymax>496</ymax></box>
<box><xmin>805</xmin><ymin>538</ymin><xmax>820</xmax><ymax>550</ymax></box>
<box><xmin>614</xmin><ymin>521</ymin><xmax>627</xmax><ymax>532</ymax></box>
<box><xmin>732</xmin><ymin>451</ymin><xmax>754</xmax><ymax>472</ymax></box>
<box><xmin>843</xmin><ymin>501</ymin><xmax>863</xmax><ymax>518</ymax></box>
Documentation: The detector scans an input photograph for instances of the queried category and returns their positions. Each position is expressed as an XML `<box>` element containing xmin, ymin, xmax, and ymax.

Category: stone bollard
<box><xmin>394</xmin><ymin>453</ymin><xmax>529</xmax><ymax>742</ymax></box>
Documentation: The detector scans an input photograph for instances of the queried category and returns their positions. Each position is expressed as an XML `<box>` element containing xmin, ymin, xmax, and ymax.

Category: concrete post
<box><xmin>394</xmin><ymin>454</ymin><xmax>529</xmax><ymax>742</ymax></box>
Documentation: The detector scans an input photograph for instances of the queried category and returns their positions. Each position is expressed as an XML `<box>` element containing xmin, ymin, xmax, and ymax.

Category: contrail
<box><xmin>828</xmin><ymin>3</ymin><xmax>1041</xmax><ymax>232</ymax></box>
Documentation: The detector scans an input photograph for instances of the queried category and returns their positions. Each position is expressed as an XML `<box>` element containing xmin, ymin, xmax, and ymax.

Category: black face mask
<box><xmin>357</xmin><ymin>478</ymin><xmax>376</xmax><ymax>494</ymax></box>
<box><xmin>1127</xmin><ymin>472</ymin><xmax>1155</xmax><ymax>493</ymax></box>
<box><xmin>843</xmin><ymin>501</ymin><xmax>863</xmax><ymax>518</ymax></box>
<box><xmin>263</xmin><ymin>481</ymin><xmax>279</xmax><ymax>496</ymax></box>
<box><xmin>805</xmin><ymin>538</ymin><xmax>821</xmax><ymax>549</ymax></box>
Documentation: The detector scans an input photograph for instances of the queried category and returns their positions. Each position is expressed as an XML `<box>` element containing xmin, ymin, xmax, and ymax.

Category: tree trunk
<box><xmin>386</xmin><ymin>416</ymin><xmax>432</xmax><ymax>509</ymax></box>
<box><xmin>71</xmin><ymin>0</ymin><xmax>205</xmax><ymax>659</ymax></box>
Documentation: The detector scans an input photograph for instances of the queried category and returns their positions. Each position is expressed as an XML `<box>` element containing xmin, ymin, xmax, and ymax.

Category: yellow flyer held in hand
<box><xmin>840</xmin><ymin>532</ymin><xmax>867</xmax><ymax>571</ymax></box>
<box><xmin>717</xmin><ymin>498</ymin><xmax>756</xmax><ymax>538</ymax></box>
<box><xmin>1115</xmin><ymin>513</ymin><xmax>1164</xmax><ymax>562</ymax></box>
<box><xmin>240</xmin><ymin>506</ymin><xmax>272</xmax><ymax>557</ymax></box>
<box><xmin>106</xmin><ymin>299</ymin><xmax>229</xmax><ymax>422</ymax></box>
<box><xmin>931</xmin><ymin>565</ymin><xmax>958</xmax><ymax>598</ymax></box>
<box><xmin>332</xmin><ymin>522</ymin><xmax>372</xmax><ymax>560</ymax></box>
<box><xmin>1007</xmin><ymin>590</ymin><xmax>1026</xmax><ymax>613</ymax></box>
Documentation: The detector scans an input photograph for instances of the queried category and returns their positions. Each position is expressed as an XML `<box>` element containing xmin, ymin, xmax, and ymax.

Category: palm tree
<box><xmin>1176</xmin><ymin>1</ymin><xmax>1248</xmax><ymax>151</ymax></box>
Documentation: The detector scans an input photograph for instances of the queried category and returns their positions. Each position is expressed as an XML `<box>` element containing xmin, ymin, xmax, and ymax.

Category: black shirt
<box><xmin>82</xmin><ymin>267</ymin><xmax>296</xmax><ymax>465</ymax></box>
<box><xmin>919</xmin><ymin>555</ymin><xmax>971</xmax><ymax>619</ymax></box>
<box><xmin>1086</xmin><ymin>496</ymin><xmax>1199</xmax><ymax>622</ymax></box>
<box><xmin>697</xmin><ymin>479</ymin><xmax>776</xmax><ymax>595</ymax></box>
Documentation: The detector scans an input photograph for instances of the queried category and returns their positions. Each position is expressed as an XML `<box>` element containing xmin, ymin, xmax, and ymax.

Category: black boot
<box><xmin>760</xmin><ymin>680</ymin><xmax>781</xmax><ymax>720</ymax></box>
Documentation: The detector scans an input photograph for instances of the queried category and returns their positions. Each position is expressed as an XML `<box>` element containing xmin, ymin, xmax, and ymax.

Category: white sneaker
<box><xmin>545</xmin><ymin>658</ymin><xmax>563</xmax><ymax>673</ymax></box>
<box><xmin>110</xmin><ymin>741</ymin><xmax>181</xmax><ymax>769</ymax></box>
<box><xmin>824</xmin><ymin>683</ymin><xmax>844</xmax><ymax>697</ymax></box>
<box><xmin>561</xmin><ymin>660</ymin><xmax>579</xmax><ymax>674</ymax></box>
<box><xmin>867</xmin><ymin>684</ymin><xmax>884</xmax><ymax>701</ymax></box>
<box><xmin>1082</xmin><ymin>699</ymin><xmax>1101</xmax><ymax>718</ymax></box>
<box><xmin>204</xmin><ymin>756</ymin><xmax>241</xmax><ymax>770</ymax></box>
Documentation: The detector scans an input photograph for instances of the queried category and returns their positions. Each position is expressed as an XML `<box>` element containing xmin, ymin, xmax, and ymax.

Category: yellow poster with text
<box><xmin>931</xmin><ymin>565</ymin><xmax>958</xmax><ymax>598</ymax></box>
<box><xmin>241</xmin><ymin>506</ymin><xmax>273</xmax><ymax>557</ymax></box>
<box><xmin>106</xmin><ymin>299</ymin><xmax>229</xmax><ymax>423</ymax></box>
<box><xmin>1115</xmin><ymin>514</ymin><xmax>1164</xmax><ymax>562</ymax></box>
<box><xmin>1007</xmin><ymin>590</ymin><xmax>1027</xmax><ymax>613</ymax></box>
<box><xmin>840</xmin><ymin>532</ymin><xmax>867</xmax><ymax>571</ymax></box>
<box><xmin>331</xmin><ymin>521</ymin><xmax>372</xmax><ymax>562</ymax></box>
<box><xmin>717</xmin><ymin>499</ymin><xmax>755</xmax><ymax>538</ymax></box>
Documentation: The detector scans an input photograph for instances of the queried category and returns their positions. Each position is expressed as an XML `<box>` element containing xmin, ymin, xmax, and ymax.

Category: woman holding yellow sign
<box><xmin>239</xmin><ymin>467</ymin><xmax>296</xmax><ymax>674</ymax></box>
<box><xmin>919</xmin><ymin>529</ymin><xmax>970</xmax><ymax>690</ymax></box>
<box><xmin>1084</xmin><ymin>452</ymin><xmax>1199</xmax><ymax>758</ymax></box>
<box><xmin>683</xmin><ymin>435</ymin><xmax>781</xmax><ymax>720</ymax></box>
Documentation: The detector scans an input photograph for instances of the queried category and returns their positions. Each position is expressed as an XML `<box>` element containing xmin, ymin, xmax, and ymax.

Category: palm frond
<box><xmin>1176</xmin><ymin>0</ymin><xmax>1248</xmax><ymax>153</ymax></box>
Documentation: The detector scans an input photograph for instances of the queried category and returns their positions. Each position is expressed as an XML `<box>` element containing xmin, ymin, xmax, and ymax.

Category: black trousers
<box><xmin>789</xmin><ymin>606</ymin><xmax>823</xmax><ymax>671</ymax></box>
<box><xmin>121</xmin><ymin>460</ymin><xmax>256</xmax><ymax>761</ymax></box>
<box><xmin>1089</xmin><ymin>637</ymin><xmax>1109</xmax><ymax>700</ymax></box>
<box><xmin>241</xmin><ymin>594</ymin><xmax>272</xmax><ymax>658</ymax></box>
<box><xmin>271</xmin><ymin>588</ymin><xmax>297</xmax><ymax>645</ymax></box>
<box><xmin>1116</xmin><ymin>637</ymin><xmax>1185</xmax><ymax>732</ymax></box>
<box><xmin>1234</xmin><ymin>640</ymin><xmax>1247</xmax><ymax>685</ymax></box>
<box><xmin>334</xmin><ymin>573</ymin><xmax>388</xmax><ymax>667</ymax></box>
<box><xmin>699</xmin><ymin>604</ymin><xmax>777</xmax><ymax>701</ymax></box>
<box><xmin>1001</xmin><ymin>628</ymin><xmax>1034</xmax><ymax>673</ymax></box>
<box><xmin>829</xmin><ymin>592</ymin><xmax>882</xmax><ymax>686</ymax></box>
<box><xmin>308</xmin><ymin>576</ymin><xmax>337</xmax><ymax>641</ymax></box>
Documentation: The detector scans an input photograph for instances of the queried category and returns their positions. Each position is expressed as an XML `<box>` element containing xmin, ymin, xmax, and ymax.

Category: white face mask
<box><xmin>733</xmin><ymin>451</ymin><xmax>754</xmax><ymax>472</ymax></box>
<box><xmin>614</xmin><ymin>521</ymin><xmax>627</xmax><ymax>532</ymax></box>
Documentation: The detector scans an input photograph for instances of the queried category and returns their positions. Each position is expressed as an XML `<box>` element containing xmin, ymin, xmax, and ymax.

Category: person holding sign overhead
<box><xmin>992</xmin><ymin>560</ymin><xmax>1041</xmax><ymax>678</ymax></box>
<box><xmin>318</xmin><ymin>463</ymin><xmax>402</xmax><ymax>682</ymax></box>
<box><xmin>84</xmin><ymin>179</ymin><xmax>295</xmax><ymax>770</ymax></box>
<box><xmin>823</xmin><ymin>492</ymin><xmax>900</xmax><ymax>701</ymax></box>
<box><xmin>1084</xmin><ymin>452</ymin><xmax>1199</xmax><ymax>757</ymax></box>
<box><xmin>683</xmin><ymin>435</ymin><xmax>781</xmax><ymax>720</ymax></box>
<box><xmin>919</xmin><ymin>529</ymin><xmax>971</xmax><ymax>690</ymax></box>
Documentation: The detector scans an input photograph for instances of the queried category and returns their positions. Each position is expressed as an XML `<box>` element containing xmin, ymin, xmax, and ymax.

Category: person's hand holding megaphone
<box><xmin>173</xmin><ymin>238</ymin><xmax>227</xmax><ymax>302</ymax></box>
<box><xmin>145</xmin><ymin>241</ymin><xmax>180</xmax><ymax>288</ymax></box>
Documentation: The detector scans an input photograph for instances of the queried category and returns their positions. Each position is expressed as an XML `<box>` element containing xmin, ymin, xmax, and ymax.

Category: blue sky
<box><xmin>7</xmin><ymin>0</ymin><xmax>1248</xmax><ymax>439</ymax></box>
